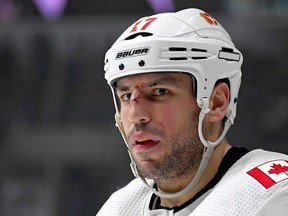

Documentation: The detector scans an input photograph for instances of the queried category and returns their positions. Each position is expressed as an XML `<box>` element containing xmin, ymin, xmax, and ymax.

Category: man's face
<box><xmin>115</xmin><ymin>72</ymin><xmax>204</xmax><ymax>182</ymax></box>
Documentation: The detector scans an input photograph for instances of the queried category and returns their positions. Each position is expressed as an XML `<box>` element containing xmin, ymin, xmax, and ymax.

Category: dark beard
<box><xmin>132</xmin><ymin>115</ymin><xmax>203</xmax><ymax>183</ymax></box>
<box><xmin>134</xmin><ymin>137</ymin><xmax>203</xmax><ymax>183</ymax></box>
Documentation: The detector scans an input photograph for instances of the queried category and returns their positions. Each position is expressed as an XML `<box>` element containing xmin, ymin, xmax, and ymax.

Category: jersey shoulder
<box><xmin>97</xmin><ymin>178</ymin><xmax>151</xmax><ymax>216</ymax></box>
<box><xmin>191</xmin><ymin>149</ymin><xmax>288</xmax><ymax>216</ymax></box>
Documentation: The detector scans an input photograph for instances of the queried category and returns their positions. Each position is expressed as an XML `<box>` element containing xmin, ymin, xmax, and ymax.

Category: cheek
<box><xmin>157</xmin><ymin>105</ymin><xmax>185</xmax><ymax>130</ymax></box>
<box><xmin>119</xmin><ymin>109</ymin><xmax>130</xmax><ymax>131</ymax></box>
<box><xmin>160</xmin><ymin>108</ymin><xmax>175</xmax><ymax>125</ymax></box>
<box><xmin>160</xmin><ymin>103</ymin><xmax>198</xmax><ymax>130</ymax></box>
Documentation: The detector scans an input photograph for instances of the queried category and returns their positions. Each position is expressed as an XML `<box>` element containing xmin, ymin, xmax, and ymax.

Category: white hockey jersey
<box><xmin>97</xmin><ymin>149</ymin><xmax>288</xmax><ymax>215</ymax></box>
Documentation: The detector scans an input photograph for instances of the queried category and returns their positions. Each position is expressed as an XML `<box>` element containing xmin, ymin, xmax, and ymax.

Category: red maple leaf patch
<box><xmin>268</xmin><ymin>163</ymin><xmax>288</xmax><ymax>175</ymax></box>
<box><xmin>247</xmin><ymin>160</ymin><xmax>288</xmax><ymax>189</ymax></box>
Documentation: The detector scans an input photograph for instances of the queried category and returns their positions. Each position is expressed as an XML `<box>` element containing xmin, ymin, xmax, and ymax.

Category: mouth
<box><xmin>136</xmin><ymin>138</ymin><xmax>151</xmax><ymax>144</ymax></box>
<box><xmin>133</xmin><ymin>137</ymin><xmax>160</xmax><ymax>150</ymax></box>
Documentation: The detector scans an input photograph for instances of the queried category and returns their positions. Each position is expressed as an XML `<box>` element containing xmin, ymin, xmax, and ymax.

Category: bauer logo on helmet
<box><xmin>116</xmin><ymin>47</ymin><xmax>150</xmax><ymax>60</ymax></box>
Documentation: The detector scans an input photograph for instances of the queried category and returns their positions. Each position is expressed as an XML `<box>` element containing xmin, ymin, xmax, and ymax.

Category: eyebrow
<box><xmin>115</xmin><ymin>75</ymin><xmax>180</xmax><ymax>92</ymax></box>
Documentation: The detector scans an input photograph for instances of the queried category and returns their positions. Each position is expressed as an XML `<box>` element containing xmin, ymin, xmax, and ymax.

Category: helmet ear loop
<box><xmin>114</xmin><ymin>113</ymin><xmax>123</xmax><ymax>134</ymax></box>
<box><xmin>112</xmin><ymin>87</ymin><xmax>130</xmax><ymax>150</ymax></box>
<box><xmin>112</xmin><ymin>87</ymin><xmax>141</xmax><ymax>177</ymax></box>
<box><xmin>198</xmin><ymin>98</ymin><xmax>232</xmax><ymax>155</ymax></box>
<box><xmin>114</xmin><ymin>113</ymin><xmax>141</xmax><ymax>178</ymax></box>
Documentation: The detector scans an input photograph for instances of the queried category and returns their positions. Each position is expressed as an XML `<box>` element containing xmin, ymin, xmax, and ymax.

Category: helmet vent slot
<box><xmin>166</xmin><ymin>47</ymin><xmax>210</xmax><ymax>60</ymax></box>
<box><xmin>169</xmin><ymin>57</ymin><xmax>188</xmax><ymax>60</ymax></box>
<box><xmin>191</xmin><ymin>48</ymin><xmax>207</xmax><ymax>52</ymax></box>
<box><xmin>191</xmin><ymin>48</ymin><xmax>208</xmax><ymax>60</ymax></box>
<box><xmin>169</xmin><ymin>47</ymin><xmax>187</xmax><ymax>51</ymax></box>
<box><xmin>191</xmin><ymin>57</ymin><xmax>208</xmax><ymax>60</ymax></box>
<box><xmin>168</xmin><ymin>47</ymin><xmax>188</xmax><ymax>60</ymax></box>
<box><xmin>125</xmin><ymin>32</ymin><xmax>153</xmax><ymax>40</ymax></box>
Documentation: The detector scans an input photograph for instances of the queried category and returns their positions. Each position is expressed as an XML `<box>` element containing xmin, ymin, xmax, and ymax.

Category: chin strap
<box><xmin>114</xmin><ymin>97</ymin><xmax>232</xmax><ymax>198</ymax></box>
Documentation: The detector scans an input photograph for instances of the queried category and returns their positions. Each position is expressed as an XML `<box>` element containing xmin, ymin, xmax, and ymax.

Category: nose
<box><xmin>128</xmin><ymin>92</ymin><xmax>151</xmax><ymax>125</ymax></box>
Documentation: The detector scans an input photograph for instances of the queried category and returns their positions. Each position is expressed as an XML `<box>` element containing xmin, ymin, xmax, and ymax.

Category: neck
<box><xmin>157</xmin><ymin>140</ymin><xmax>231</xmax><ymax>208</ymax></box>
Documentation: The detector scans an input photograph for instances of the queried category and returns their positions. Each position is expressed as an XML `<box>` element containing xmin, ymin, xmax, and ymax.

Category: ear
<box><xmin>208</xmin><ymin>82</ymin><xmax>230</xmax><ymax>123</ymax></box>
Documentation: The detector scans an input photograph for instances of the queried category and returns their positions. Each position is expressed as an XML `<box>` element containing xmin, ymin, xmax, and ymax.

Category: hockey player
<box><xmin>97</xmin><ymin>8</ymin><xmax>288</xmax><ymax>215</ymax></box>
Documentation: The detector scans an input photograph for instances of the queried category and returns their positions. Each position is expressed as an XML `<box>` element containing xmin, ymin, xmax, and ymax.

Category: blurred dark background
<box><xmin>0</xmin><ymin>0</ymin><xmax>288</xmax><ymax>215</ymax></box>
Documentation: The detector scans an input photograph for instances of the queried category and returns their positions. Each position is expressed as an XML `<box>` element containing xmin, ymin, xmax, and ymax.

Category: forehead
<box><xmin>114</xmin><ymin>72</ymin><xmax>192</xmax><ymax>89</ymax></box>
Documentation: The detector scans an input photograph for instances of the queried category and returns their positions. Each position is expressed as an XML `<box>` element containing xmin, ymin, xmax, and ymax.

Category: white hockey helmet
<box><xmin>104</xmin><ymin>8</ymin><xmax>243</xmax><ymax>198</ymax></box>
<box><xmin>105</xmin><ymin>8</ymin><xmax>243</xmax><ymax>122</ymax></box>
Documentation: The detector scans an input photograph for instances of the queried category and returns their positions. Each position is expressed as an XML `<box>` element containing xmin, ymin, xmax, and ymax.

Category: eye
<box><xmin>120</xmin><ymin>93</ymin><xmax>132</xmax><ymax>101</ymax></box>
<box><xmin>153</xmin><ymin>88</ymin><xmax>169</xmax><ymax>96</ymax></box>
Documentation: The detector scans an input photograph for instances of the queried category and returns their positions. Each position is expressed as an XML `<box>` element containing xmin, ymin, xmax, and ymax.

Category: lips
<box><xmin>136</xmin><ymin>138</ymin><xmax>151</xmax><ymax>144</ymax></box>
<box><xmin>131</xmin><ymin>135</ymin><xmax>160</xmax><ymax>151</ymax></box>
